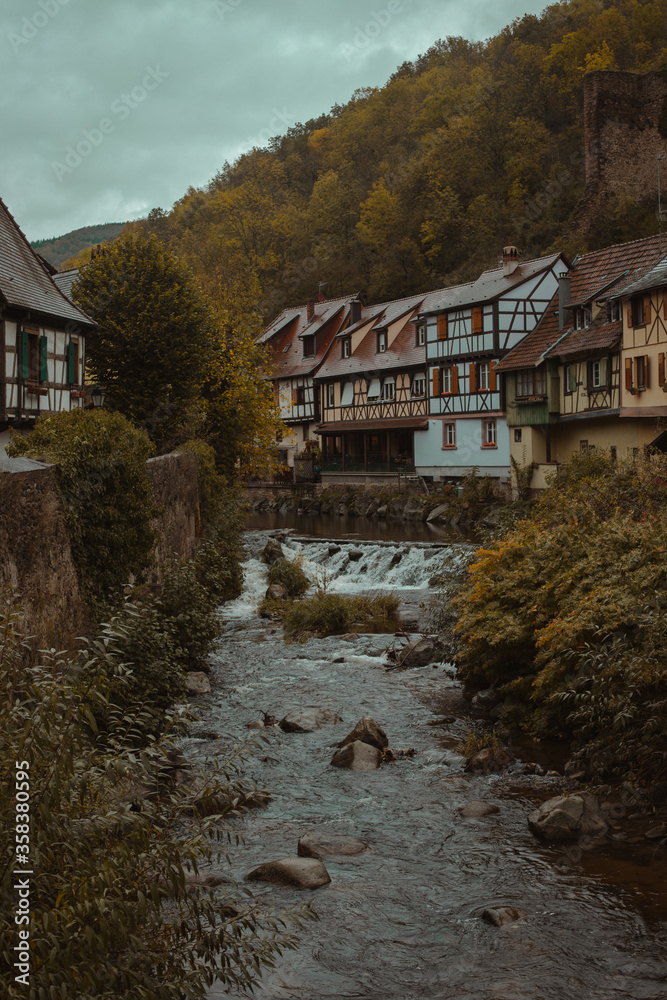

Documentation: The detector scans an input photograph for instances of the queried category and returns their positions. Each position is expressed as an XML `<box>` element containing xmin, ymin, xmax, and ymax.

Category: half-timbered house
<box><xmin>259</xmin><ymin>294</ymin><xmax>359</xmax><ymax>470</ymax></box>
<box><xmin>497</xmin><ymin>234</ymin><xmax>666</xmax><ymax>489</ymax></box>
<box><xmin>419</xmin><ymin>246</ymin><xmax>567</xmax><ymax>480</ymax></box>
<box><xmin>314</xmin><ymin>292</ymin><xmax>441</xmax><ymax>482</ymax></box>
<box><xmin>0</xmin><ymin>198</ymin><xmax>96</xmax><ymax>457</ymax></box>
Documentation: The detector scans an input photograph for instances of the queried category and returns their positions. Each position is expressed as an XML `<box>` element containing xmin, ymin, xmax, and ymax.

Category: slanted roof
<box><xmin>265</xmin><ymin>297</ymin><xmax>355</xmax><ymax>379</ymax></box>
<box><xmin>52</xmin><ymin>267</ymin><xmax>80</xmax><ymax>301</ymax></box>
<box><xmin>420</xmin><ymin>253</ymin><xmax>564</xmax><ymax>314</ymax></box>
<box><xmin>553</xmin><ymin>313</ymin><xmax>622</xmax><ymax>360</ymax></box>
<box><xmin>609</xmin><ymin>254</ymin><xmax>667</xmax><ymax>299</ymax></box>
<box><xmin>0</xmin><ymin>198</ymin><xmax>95</xmax><ymax>329</ymax></box>
<box><xmin>566</xmin><ymin>234</ymin><xmax>664</xmax><ymax>307</ymax></box>
<box><xmin>258</xmin><ymin>293</ymin><xmax>359</xmax><ymax>345</ymax></box>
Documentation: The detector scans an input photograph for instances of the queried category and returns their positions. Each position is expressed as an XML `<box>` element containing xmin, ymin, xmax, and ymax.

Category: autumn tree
<box><xmin>72</xmin><ymin>233</ymin><xmax>214</xmax><ymax>445</ymax></box>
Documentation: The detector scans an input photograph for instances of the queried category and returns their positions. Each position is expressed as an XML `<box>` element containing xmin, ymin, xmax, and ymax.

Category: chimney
<box><xmin>558</xmin><ymin>271</ymin><xmax>571</xmax><ymax>330</ymax></box>
<box><xmin>350</xmin><ymin>299</ymin><xmax>362</xmax><ymax>325</ymax></box>
<box><xmin>306</xmin><ymin>299</ymin><xmax>315</xmax><ymax>322</ymax></box>
<box><xmin>502</xmin><ymin>244</ymin><xmax>519</xmax><ymax>277</ymax></box>
<box><xmin>318</xmin><ymin>281</ymin><xmax>327</xmax><ymax>303</ymax></box>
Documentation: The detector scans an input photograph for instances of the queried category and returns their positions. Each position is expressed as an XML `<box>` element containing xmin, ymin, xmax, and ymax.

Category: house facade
<box><xmin>0</xmin><ymin>198</ymin><xmax>95</xmax><ymax>457</ymax></box>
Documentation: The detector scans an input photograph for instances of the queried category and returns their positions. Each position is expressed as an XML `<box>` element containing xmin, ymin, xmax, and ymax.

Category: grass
<box><xmin>281</xmin><ymin>592</ymin><xmax>401</xmax><ymax>642</ymax></box>
<box><xmin>266</xmin><ymin>556</ymin><xmax>310</xmax><ymax>597</ymax></box>
<box><xmin>459</xmin><ymin>726</ymin><xmax>503</xmax><ymax>758</ymax></box>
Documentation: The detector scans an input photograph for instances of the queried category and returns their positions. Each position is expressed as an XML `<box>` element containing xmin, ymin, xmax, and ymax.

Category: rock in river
<box><xmin>260</xmin><ymin>538</ymin><xmax>284</xmax><ymax>565</ymax></box>
<box><xmin>298</xmin><ymin>832</ymin><xmax>369</xmax><ymax>858</ymax></box>
<box><xmin>482</xmin><ymin>906</ymin><xmax>526</xmax><ymax>927</ymax></box>
<box><xmin>279</xmin><ymin>708</ymin><xmax>343</xmax><ymax>733</ymax></box>
<box><xmin>464</xmin><ymin>746</ymin><xmax>512</xmax><ymax>773</ymax></box>
<box><xmin>265</xmin><ymin>583</ymin><xmax>289</xmax><ymax>600</ymax></box>
<box><xmin>338</xmin><ymin>716</ymin><xmax>388</xmax><ymax>751</ymax></box>
<box><xmin>186</xmin><ymin>671</ymin><xmax>211</xmax><ymax>695</ymax></box>
<box><xmin>245</xmin><ymin>857</ymin><xmax>331</xmax><ymax>889</ymax></box>
<box><xmin>459</xmin><ymin>801</ymin><xmax>500</xmax><ymax>818</ymax></box>
<box><xmin>528</xmin><ymin>793</ymin><xmax>607</xmax><ymax>841</ymax></box>
<box><xmin>331</xmin><ymin>740</ymin><xmax>382</xmax><ymax>771</ymax></box>
<box><xmin>388</xmin><ymin>636</ymin><xmax>444</xmax><ymax>669</ymax></box>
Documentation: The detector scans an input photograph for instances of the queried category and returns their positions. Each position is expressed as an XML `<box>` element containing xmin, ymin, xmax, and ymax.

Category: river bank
<box><xmin>187</xmin><ymin>527</ymin><xmax>667</xmax><ymax>1000</ymax></box>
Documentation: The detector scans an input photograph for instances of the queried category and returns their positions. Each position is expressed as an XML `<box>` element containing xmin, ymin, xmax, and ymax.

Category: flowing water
<box><xmin>196</xmin><ymin>527</ymin><xmax>667</xmax><ymax>1000</ymax></box>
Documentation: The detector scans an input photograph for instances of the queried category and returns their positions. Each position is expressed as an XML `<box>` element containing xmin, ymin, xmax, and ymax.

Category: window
<box><xmin>327</xmin><ymin>383</ymin><xmax>335</xmax><ymax>407</ymax></box>
<box><xmin>589</xmin><ymin>360</ymin><xmax>601</xmax><ymax>388</ymax></box>
<box><xmin>416</xmin><ymin>324</ymin><xmax>425</xmax><ymax>346</ymax></box>
<box><xmin>340</xmin><ymin>382</ymin><xmax>354</xmax><ymax>407</ymax></box>
<box><xmin>565</xmin><ymin>365</ymin><xmax>577</xmax><ymax>394</ymax></box>
<box><xmin>609</xmin><ymin>300</ymin><xmax>621</xmax><ymax>322</ymax></box>
<box><xmin>631</xmin><ymin>296</ymin><xmax>646</xmax><ymax>327</ymax></box>
<box><xmin>478</xmin><ymin>362</ymin><xmax>490</xmax><ymax>391</ymax></box>
<box><xmin>482</xmin><ymin>419</ymin><xmax>497</xmax><ymax>447</ymax></box>
<box><xmin>302</xmin><ymin>335</ymin><xmax>315</xmax><ymax>358</ymax></box>
<box><xmin>295</xmin><ymin>386</ymin><xmax>305</xmax><ymax>406</ymax></box>
<box><xmin>516</xmin><ymin>367</ymin><xmax>547</xmax><ymax>397</ymax></box>
<box><xmin>67</xmin><ymin>341</ymin><xmax>80</xmax><ymax>385</ymax></box>
<box><xmin>636</xmin><ymin>354</ymin><xmax>647</xmax><ymax>389</ymax></box>
<box><xmin>411</xmin><ymin>375</ymin><xmax>425</xmax><ymax>398</ymax></box>
<box><xmin>574</xmin><ymin>307</ymin><xmax>591</xmax><ymax>330</ymax></box>
<box><xmin>514</xmin><ymin>429</ymin><xmax>522</xmax><ymax>443</ymax></box>
<box><xmin>381</xmin><ymin>378</ymin><xmax>395</xmax><ymax>401</ymax></box>
<box><xmin>366</xmin><ymin>378</ymin><xmax>381</xmax><ymax>401</ymax></box>
<box><xmin>377</xmin><ymin>331</ymin><xmax>387</xmax><ymax>353</ymax></box>
<box><xmin>21</xmin><ymin>329</ymin><xmax>47</xmax><ymax>383</ymax></box>
<box><xmin>437</xmin><ymin>314</ymin><xmax>448</xmax><ymax>340</ymax></box>
<box><xmin>341</xmin><ymin>337</ymin><xmax>351</xmax><ymax>358</ymax></box>
<box><xmin>443</xmin><ymin>422</ymin><xmax>456</xmax><ymax>448</ymax></box>
<box><xmin>442</xmin><ymin>367</ymin><xmax>452</xmax><ymax>393</ymax></box>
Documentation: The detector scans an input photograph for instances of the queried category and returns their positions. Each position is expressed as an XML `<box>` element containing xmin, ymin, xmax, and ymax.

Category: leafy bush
<box><xmin>267</xmin><ymin>557</ymin><xmax>310</xmax><ymax>597</ymax></box>
<box><xmin>282</xmin><ymin>592</ymin><xmax>401</xmax><ymax>641</ymax></box>
<box><xmin>157</xmin><ymin>559</ymin><xmax>219</xmax><ymax>667</ymax></box>
<box><xmin>0</xmin><ymin>594</ymin><xmax>312</xmax><ymax>999</ymax></box>
<box><xmin>451</xmin><ymin>453</ymin><xmax>667</xmax><ymax>782</ymax></box>
<box><xmin>7</xmin><ymin>409</ymin><xmax>158</xmax><ymax>615</ymax></box>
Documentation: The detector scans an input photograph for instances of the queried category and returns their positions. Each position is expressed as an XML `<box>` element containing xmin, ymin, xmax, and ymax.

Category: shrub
<box><xmin>282</xmin><ymin>592</ymin><xmax>401</xmax><ymax>641</ymax></box>
<box><xmin>0</xmin><ymin>594</ymin><xmax>312</xmax><ymax>999</ymax></box>
<box><xmin>267</xmin><ymin>556</ymin><xmax>310</xmax><ymax>597</ymax></box>
<box><xmin>7</xmin><ymin>409</ymin><xmax>158</xmax><ymax>616</ymax></box>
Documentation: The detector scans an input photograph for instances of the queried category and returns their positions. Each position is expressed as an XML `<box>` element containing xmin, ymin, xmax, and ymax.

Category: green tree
<box><xmin>72</xmin><ymin>233</ymin><xmax>214</xmax><ymax>445</ymax></box>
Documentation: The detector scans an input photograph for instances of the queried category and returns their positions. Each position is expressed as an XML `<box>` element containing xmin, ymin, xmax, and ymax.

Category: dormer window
<box><xmin>341</xmin><ymin>337</ymin><xmax>351</xmax><ymax>359</ymax></box>
<box><xmin>377</xmin><ymin>331</ymin><xmax>387</xmax><ymax>353</ymax></box>
<box><xmin>282</xmin><ymin>343</ymin><xmax>291</xmax><ymax>353</ymax></box>
<box><xmin>416</xmin><ymin>324</ymin><xmax>425</xmax><ymax>346</ymax></box>
<box><xmin>574</xmin><ymin>307</ymin><xmax>591</xmax><ymax>330</ymax></box>
<box><xmin>608</xmin><ymin>300</ymin><xmax>621</xmax><ymax>322</ymax></box>
<box><xmin>302</xmin><ymin>335</ymin><xmax>315</xmax><ymax>358</ymax></box>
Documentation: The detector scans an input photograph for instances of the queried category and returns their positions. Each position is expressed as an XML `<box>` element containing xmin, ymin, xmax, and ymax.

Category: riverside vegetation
<box><xmin>1</xmin><ymin>411</ymin><xmax>314</xmax><ymax>997</ymax></box>
<box><xmin>445</xmin><ymin>452</ymin><xmax>667</xmax><ymax>791</ymax></box>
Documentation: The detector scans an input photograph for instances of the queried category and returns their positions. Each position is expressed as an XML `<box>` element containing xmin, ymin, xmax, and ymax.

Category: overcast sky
<box><xmin>1</xmin><ymin>0</ymin><xmax>548</xmax><ymax>242</ymax></box>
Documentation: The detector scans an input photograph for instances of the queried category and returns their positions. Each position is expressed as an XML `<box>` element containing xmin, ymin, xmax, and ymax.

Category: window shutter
<box><xmin>489</xmin><ymin>360</ymin><xmax>497</xmax><ymax>392</ymax></box>
<box><xmin>432</xmin><ymin>368</ymin><xmax>440</xmax><ymax>396</ymax></box>
<box><xmin>291</xmin><ymin>388</ymin><xmax>297</xmax><ymax>405</ymax></box>
<box><xmin>20</xmin><ymin>330</ymin><xmax>29</xmax><ymax>378</ymax></box>
<box><xmin>659</xmin><ymin>353</ymin><xmax>665</xmax><ymax>387</ymax></box>
<box><xmin>627</xmin><ymin>305</ymin><xmax>633</xmax><ymax>328</ymax></box>
<box><xmin>39</xmin><ymin>335</ymin><xmax>48</xmax><ymax>383</ymax></box>
<box><xmin>437</xmin><ymin>315</ymin><xmax>448</xmax><ymax>340</ymax></box>
<box><xmin>644</xmin><ymin>354</ymin><xmax>650</xmax><ymax>387</ymax></box>
<box><xmin>469</xmin><ymin>363</ymin><xmax>476</xmax><ymax>393</ymax></box>
<box><xmin>472</xmin><ymin>307</ymin><xmax>482</xmax><ymax>334</ymax></box>
<box><xmin>451</xmin><ymin>367</ymin><xmax>459</xmax><ymax>394</ymax></box>
<box><xmin>67</xmin><ymin>342</ymin><xmax>77</xmax><ymax>384</ymax></box>
<box><xmin>625</xmin><ymin>357</ymin><xmax>633</xmax><ymax>390</ymax></box>
<box><xmin>644</xmin><ymin>295</ymin><xmax>652</xmax><ymax>321</ymax></box>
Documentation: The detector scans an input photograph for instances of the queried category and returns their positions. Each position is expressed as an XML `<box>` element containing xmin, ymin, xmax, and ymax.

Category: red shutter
<box><xmin>469</xmin><ymin>363</ymin><xmax>476</xmax><ymax>393</ymax></box>
<box><xmin>627</xmin><ymin>306</ymin><xmax>633</xmax><ymax>328</ymax></box>
<box><xmin>432</xmin><ymin>369</ymin><xmax>440</xmax><ymax>396</ymax></box>
<box><xmin>659</xmin><ymin>353</ymin><xmax>665</xmax><ymax>387</ymax></box>
<box><xmin>437</xmin><ymin>315</ymin><xmax>448</xmax><ymax>340</ymax></box>
<box><xmin>451</xmin><ymin>367</ymin><xmax>459</xmax><ymax>394</ymax></box>
<box><xmin>625</xmin><ymin>357</ymin><xmax>633</xmax><ymax>391</ymax></box>
<box><xmin>489</xmin><ymin>360</ymin><xmax>497</xmax><ymax>392</ymax></box>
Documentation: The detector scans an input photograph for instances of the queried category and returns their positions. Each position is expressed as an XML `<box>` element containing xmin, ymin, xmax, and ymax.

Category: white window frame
<box><xmin>478</xmin><ymin>362</ymin><xmax>490</xmax><ymax>391</ymax></box>
<box><xmin>416</xmin><ymin>325</ymin><xmax>425</xmax><ymax>346</ymax></box>
<box><xmin>443</xmin><ymin>421</ymin><xmax>456</xmax><ymax>448</ymax></box>
<box><xmin>591</xmin><ymin>360</ymin><xmax>601</xmax><ymax>388</ymax></box>
<box><xmin>442</xmin><ymin>367</ymin><xmax>452</xmax><ymax>393</ymax></box>
<box><xmin>342</xmin><ymin>338</ymin><xmax>351</xmax><ymax>359</ymax></box>
<box><xmin>377</xmin><ymin>331</ymin><xmax>387</xmax><ymax>353</ymax></box>
<box><xmin>327</xmin><ymin>383</ymin><xmax>335</xmax><ymax>407</ymax></box>
<box><xmin>381</xmin><ymin>378</ymin><xmax>395</xmax><ymax>401</ymax></box>
<box><xmin>411</xmin><ymin>375</ymin><xmax>425</xmax><ymax>398</ymax></box>
<box><xmin>482</xmin><ymin>418</ymin><xmax>497</xmax><ymax>447</ymax></box>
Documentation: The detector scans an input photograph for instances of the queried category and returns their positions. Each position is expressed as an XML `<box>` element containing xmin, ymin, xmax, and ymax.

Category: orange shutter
<box><xmin>659</xmin><ymin>353</ymin><xmax>665</xmax><ymax>387</ymax></box>
<box><xmin>451</xmin><ymin>367</ymin><xmax>459</xmax><ymax>394</ymax></box>
<box><xmin>644</xmin><ymin>295</ymin><xmax>652</xmax><ymax>321</ymax></box>
<box><xmin>432</xmin><ymin>368</ymin><xmax>440</xmax><ymax>396</ymax></box>
<box><xmin>489</xmin><ymin>360</ymin><xmax>497</xmax><ymax>391</ymax></box>
<box><xmin>625</xmin><ymin>357</ymin><xmax>633</xmax><ymax>391</ymax></box>
<box><xmin>627</xmin><ymin>306</ymin><xmax>633</xmax><ymax>328</ymax></box>
<box><xmin>644</xmin><ymin>354</ymin><xmax>650</xmax><ymax>387</ymax></box>
<box><xmin>437</xmin><ymin>315</ymin><xmax>448</xmax><ymax>340</ymax></box>
<box><xmin>472</xmin><ymin>306</ymin><xmax>482</xmax><ymax>334</ymax></box>
<box><xmin>469</xmin><ymin>363</ymin><xmax>476</xmax><ymax>393</ymax></box>
<box><xmin>291</xmin><ymin>388</ymin><xmax>297</xmax><ymax>405</ymax></box>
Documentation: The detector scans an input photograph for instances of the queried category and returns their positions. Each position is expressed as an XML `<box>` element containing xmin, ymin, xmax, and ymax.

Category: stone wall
<box><xmin>145</xmin><ymin>451</ymin><xmax>200</xmax><ymax>579</ymax></box>
<box><xmin>580</xmin><ymin>70</ymin><xmax>667</xmax><ymax>230</ymax></box>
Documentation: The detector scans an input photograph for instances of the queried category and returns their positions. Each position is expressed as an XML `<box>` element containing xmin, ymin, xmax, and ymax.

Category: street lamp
<box><xmin>91</xmin><ymin>386</ymin><xmax>106</xmax><ymax>408</ymax></box>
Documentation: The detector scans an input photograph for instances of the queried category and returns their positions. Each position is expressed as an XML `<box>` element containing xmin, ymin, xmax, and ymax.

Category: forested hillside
<box><xmin>137</xmin><ymin>0</ymin><xmax>666</xmax><ymax>324</ymax></box>
<box><xmin>32</xmin><ymin>222</ymin><xmax>126</xmax><ymax>268</ymax></box>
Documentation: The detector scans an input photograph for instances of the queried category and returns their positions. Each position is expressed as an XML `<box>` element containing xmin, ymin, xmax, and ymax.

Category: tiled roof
<box><xmin>610</xmin><ymin>254</ymin><xmax>667</xmax><ymax>299</ymax></box>
<box><xmin>553</xmin><ymin>314</ymin><xmax>622</xmax><ymax>360</ymax></box>
<box><xmin>420</xmin><ymin>253</ymin><xmax>564</xmax><ymax>313</ymax></box>
<box><xmin>0</xmin><ymin>198</ymin><xmax>95</xmax><ymax>328</ymax></box>
<box><xmin>258</xmin><ymin>293</ymin><xmax>358</xmax><ymax>345</ymax></box>
<box><xmin>267</xmin><ymin>301</ymin><xmax>350</xmax><ymax>379</ymax></box>
<box><xmin>566</xmin><ymin>234</ymin><xmax>664</xmax><ymax>306</ymax></box>
<box><xmin>52</xmin><ymin>268</ymin><xmax>80</xmax><ymax>300</ymax></box>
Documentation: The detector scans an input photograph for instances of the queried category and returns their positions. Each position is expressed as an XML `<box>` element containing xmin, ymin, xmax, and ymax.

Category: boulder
<box><xmin>471</xmin><ymin>688</ymin><xmax>499</xmax><ymax>710</ymax></box>
<box><xmin>465</xmin><ymin>747</ymin><xmax>512</xmax><ymax>773</ymax></box>
<box><xmin>260</xmin><ymin>538</ymin><xmax>284</xmax><ymax>565</ymax></box>
<box><xmin>245</xmin><ymin>857</ymin><xmax>331</xmax><ymax>889</ymax></box>
<box><xmin>330</xmin><ymin>740</ymin><xmax>382</xmax><ymax>771</ymax></box>
<box><xmin>279</xmin><ymin>708</ymin><xmax>343</xmax><ymax>733</ymax></box>
<box><xmin>376</xmin><ymin>505</ymin><xmax>388</xmax><ymax>517</ymax></box>
<box><xmin>265</xmin><ymin>583</ymin><xmax>289</xmax><ymax>600</ymax></box>
<box><xmin>528</xmin><ymin>794</ymin><xmax>608</xmax><ymax>841</ymax></box>
<box><xmin>348</xmin><ymin>550</ymin><xmax>363</xmax><ymax>562</ymax></box>
<box><xmin>328</xmin><ymin>544</ymin><xmax>341</xmax><ymax>556</ymax></box>
<box><xmin>297</xmin><ymin>832</ymin><xmax>368</xmax><ymax>858</ymax></box>
<box><xmin>459</xmin><ymin>801</ymin><xmax>500</xmax><ymax>818</ymax></box>
<box><xmin>340</xmin><ymin>632</ymin><xmax>359</xmax><ymax>642</ymax></box>
<box><xmin>482</xmin><ymin>906</ymin><xmax>526</xmax><ymax>927</ymax></box>
<box><xmin>389</xmin><ymin>636</ymin><xmax>444</xmax><ymax>669</ymax></box>
<box><xmin>338</xmin><ymin>716</ymin><xmax>388</xmax><ymax>752</ymax></box>
<box><xmin>426</xmin><ymin>503</ymin><xmax>450</xmax><ymax>523</ymax></box>
<box><xmin>186</xmin><ymin>671</ymin><xmax>212</xmax><ymax>695</ymax></box>
<box><xmin>388</xmin><ymin>552</ymin><xmax>402</xmax><ymax>568</ymax></box>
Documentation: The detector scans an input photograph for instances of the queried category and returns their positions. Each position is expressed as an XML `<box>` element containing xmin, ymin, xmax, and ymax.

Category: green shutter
<box><xmin>67</xmin><ymin>342</ymin><xmax>76</xmax><ymax>384</ymax></box>
<box><xmin>20</xmin><ymin>330</ymin><xmax>29</xmax><ymax>379</ymax></box>
<box><xmin>39</xmin><ymin>335</ymin><xmax>48</xmax><ymax>383</ymax></box>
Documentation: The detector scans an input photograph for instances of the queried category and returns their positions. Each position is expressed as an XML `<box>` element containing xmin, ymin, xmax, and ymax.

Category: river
<box><xmin>195</xmin><ymin>521</ymin><xmax>667</xmax><ymax>1000</ymax></box>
